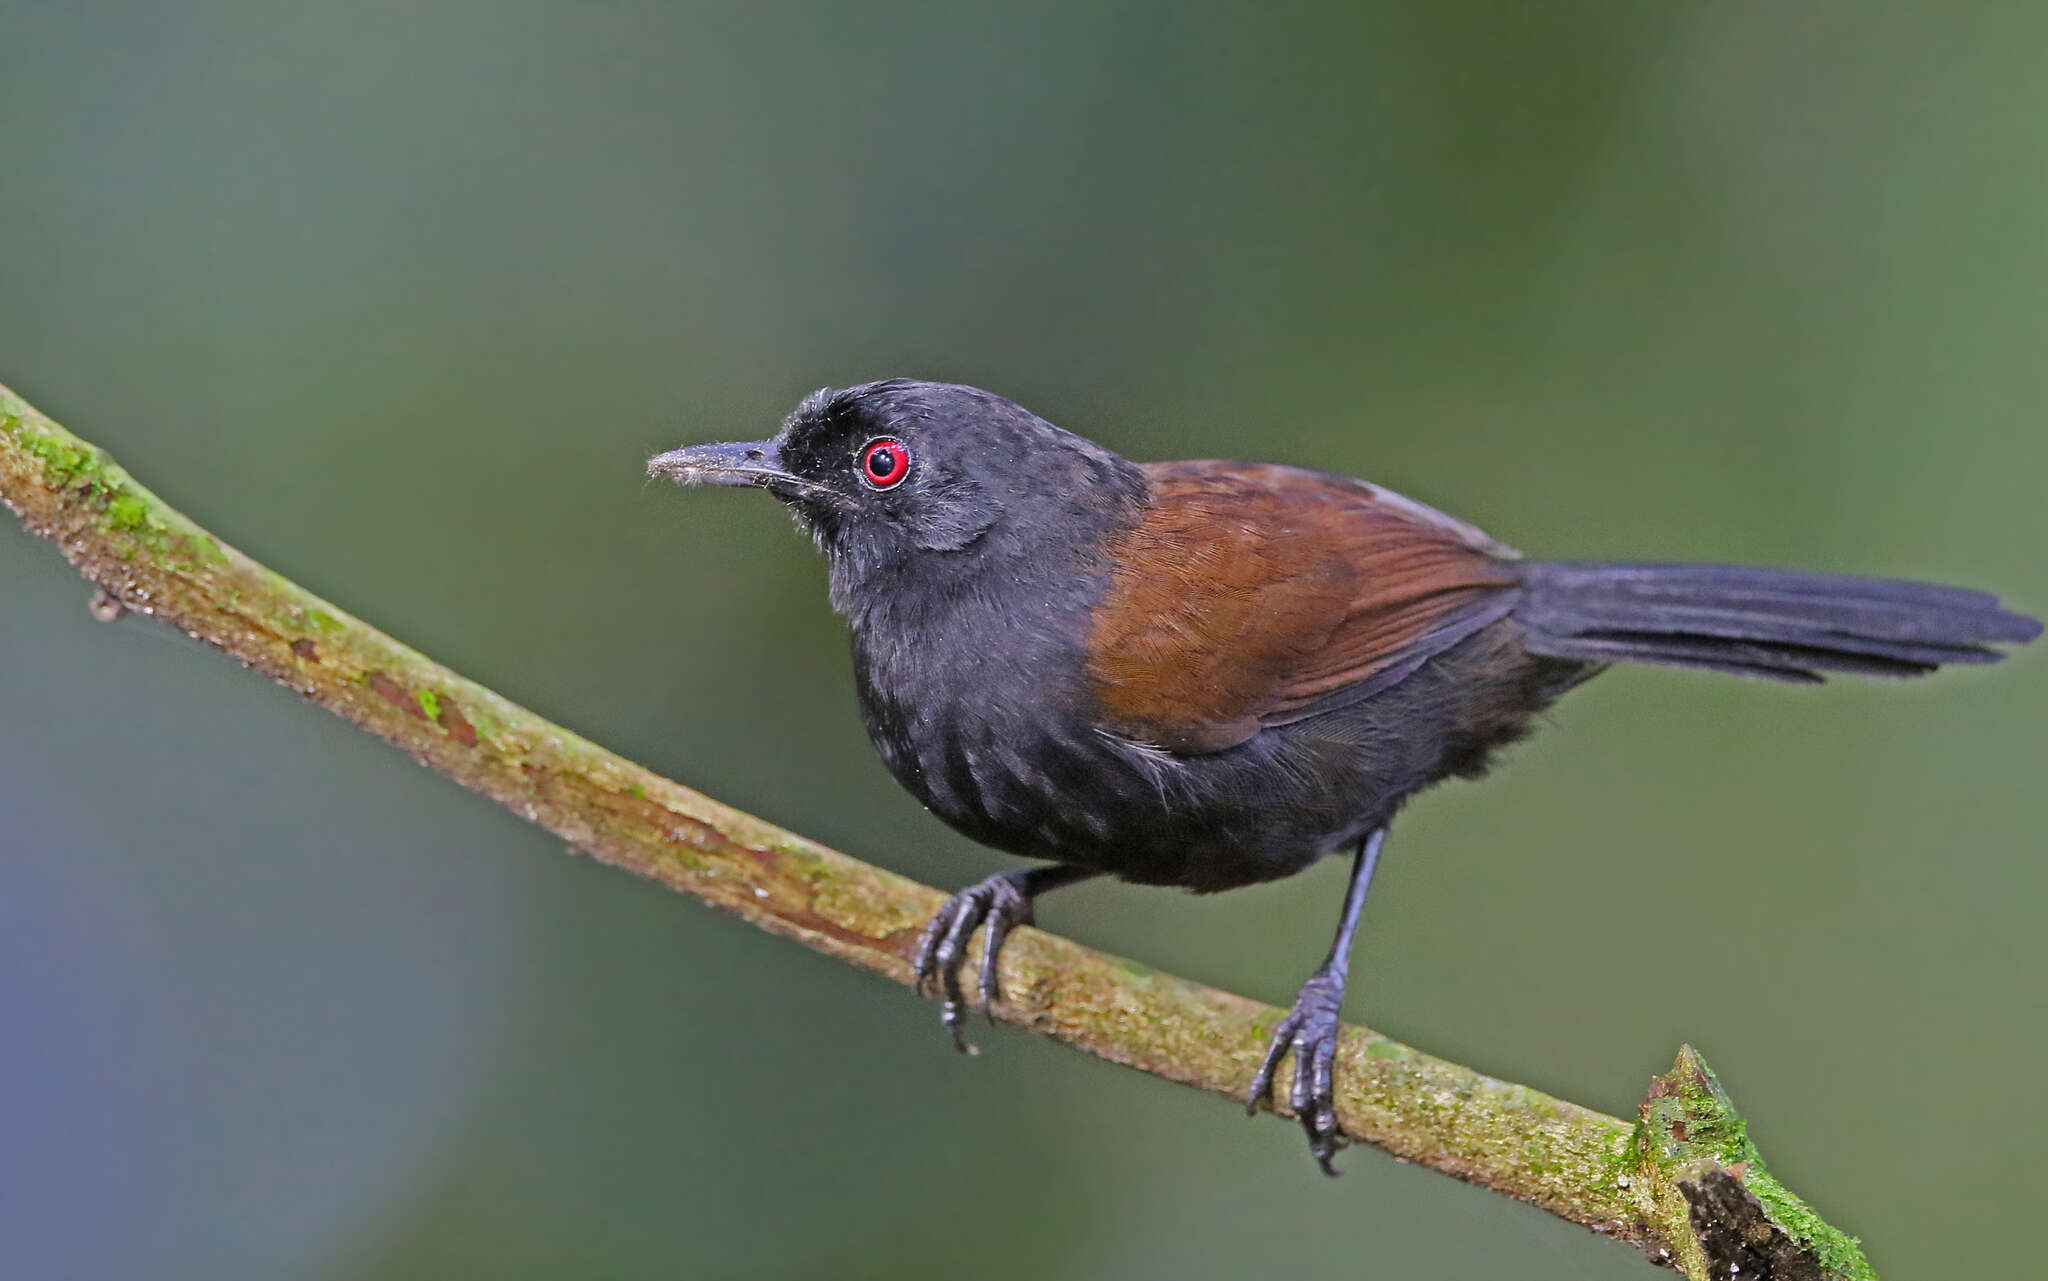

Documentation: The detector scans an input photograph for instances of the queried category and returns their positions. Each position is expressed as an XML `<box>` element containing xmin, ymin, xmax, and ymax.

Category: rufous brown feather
<box><xmin>1086</xmin><ymin>461</ymin><xmax>1524</xmax><ymax>753</ymax></box>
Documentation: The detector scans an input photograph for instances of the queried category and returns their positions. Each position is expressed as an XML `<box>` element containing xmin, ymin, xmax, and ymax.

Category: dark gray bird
<box><xmin>651</xmin><ymin>379</ymin><xmax>2040</xmax><ymax>1173</ymax></box>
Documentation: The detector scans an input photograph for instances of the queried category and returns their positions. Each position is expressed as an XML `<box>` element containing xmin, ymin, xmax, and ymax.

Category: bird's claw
<box><xmin>1245</xmin><ymin>967</ymin><xmax>1349</xmax><ymax>1176</ymax></box>
<box><xmin>911</xmin><ymin>872</ymin><xmax>1036</xmax><ymax>1052</ymax></box>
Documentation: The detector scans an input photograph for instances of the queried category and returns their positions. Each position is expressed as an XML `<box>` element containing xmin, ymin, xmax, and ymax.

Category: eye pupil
<box><xmin>859</xmin><ymin>438</ymin><xmax>910</xmax><ymax>488</ymax></box>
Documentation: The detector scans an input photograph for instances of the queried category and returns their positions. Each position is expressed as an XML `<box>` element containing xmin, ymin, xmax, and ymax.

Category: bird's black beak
<box><xmin>647</xmin><ymin>439</ymin><xmax>790</xmax><ymax>490</ymax></box>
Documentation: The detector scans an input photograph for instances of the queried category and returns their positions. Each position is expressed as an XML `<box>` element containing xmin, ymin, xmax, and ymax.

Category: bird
<box><xmin>648</xmin><ymin>378</ymin><xmax>2040</xmax><ymax>1174</ymax></box>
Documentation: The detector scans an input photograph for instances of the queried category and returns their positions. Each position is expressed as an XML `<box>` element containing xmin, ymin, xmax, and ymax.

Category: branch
<box><xmin>0</xmin><ymin>380</ymin><xmax>1874</xmax><ymax>1279</ymax></box>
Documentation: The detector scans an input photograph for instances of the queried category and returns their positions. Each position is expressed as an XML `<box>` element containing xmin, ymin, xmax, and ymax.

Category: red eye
<box><xmin>859</xmin><ymin>437</ymin><xmax>911</xmax><ymax>489</ymax></box>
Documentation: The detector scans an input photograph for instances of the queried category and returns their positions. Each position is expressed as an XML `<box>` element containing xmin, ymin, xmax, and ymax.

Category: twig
<box><xmin>0</xmin><ymin>379</ymin><xmax>1875</xmax><ymax>1279</ymax></box>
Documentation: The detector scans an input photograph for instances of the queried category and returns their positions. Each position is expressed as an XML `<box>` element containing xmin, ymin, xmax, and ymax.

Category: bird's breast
<box><xmin>849</xmin><ymin>585</ymin><xmax>1121</xmax><ymax>859</ymax></box>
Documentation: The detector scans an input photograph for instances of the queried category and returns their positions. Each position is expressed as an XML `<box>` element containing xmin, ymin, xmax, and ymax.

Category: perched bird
<box><xmin>650</xmin><ymin>379</ymin><xmax>2039</xmax><ymax>1174</ymax></box>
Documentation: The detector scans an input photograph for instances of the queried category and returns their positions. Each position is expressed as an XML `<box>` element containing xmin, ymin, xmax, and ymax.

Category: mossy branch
<box><xmin>0</xmin><ymin>380</ymin><xmax>1874</xmax><ymax>1279</ymax></box>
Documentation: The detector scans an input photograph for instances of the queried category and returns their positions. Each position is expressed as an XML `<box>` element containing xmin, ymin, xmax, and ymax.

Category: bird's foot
<box><xmin>1245</xmin><ymin>966</ymin><xmax>1350</xmax><ymax>1176</ymax></box>
<box><xmin>911</xmin><ymin>870</ymin><xmax>1037</xmax><ymax>1053</ymax></box>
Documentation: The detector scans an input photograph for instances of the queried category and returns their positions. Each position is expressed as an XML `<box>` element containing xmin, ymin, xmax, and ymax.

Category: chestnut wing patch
<box><xmin>1087</xmin><ymin>461</ymin><xmax>1522</xmax><ymax>754</ymax></box>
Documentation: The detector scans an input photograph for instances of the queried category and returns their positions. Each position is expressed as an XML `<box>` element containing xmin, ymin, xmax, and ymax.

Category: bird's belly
<box><xmin>884</xmin><ymin>710</ymin><xmax>1404</xmax><ymax>892</ymax></box>
<box><xmin>857</xmin><ymin>605</ymin><xmax>1577</xmax><ymax>893</ymax></box>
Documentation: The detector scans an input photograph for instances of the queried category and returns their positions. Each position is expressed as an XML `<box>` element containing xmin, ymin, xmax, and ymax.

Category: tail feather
<box><xmin>1516</xmin><ymin>562</ymin><xmax>2041</xmax><ymax>682</ymax></box>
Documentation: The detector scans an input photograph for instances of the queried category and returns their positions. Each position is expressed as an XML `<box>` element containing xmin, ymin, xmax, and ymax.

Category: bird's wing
<box><xmin>1085</xmin><ymin>461</ymin><xmax>1523</xmax><ymax>754</ymax></box>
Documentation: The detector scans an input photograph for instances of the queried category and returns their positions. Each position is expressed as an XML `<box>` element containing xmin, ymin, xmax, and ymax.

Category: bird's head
<box><xmin>650</xmin><ymin>379</ymin><xmax>1146</xmax><ymax>606</ymax></box>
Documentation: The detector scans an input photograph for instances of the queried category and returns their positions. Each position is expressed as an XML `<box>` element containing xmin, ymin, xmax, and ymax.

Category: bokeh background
<box><xmin>3</xmin><ymin>4</ymin><xmax>2043</xmax><ymax>1278</ymax></box>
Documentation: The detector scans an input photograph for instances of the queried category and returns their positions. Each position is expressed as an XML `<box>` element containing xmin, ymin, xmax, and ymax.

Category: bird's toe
<box><xmin>1246</xmin><ymin>969</ymin><xmax>1351</xmax><ymax>1175</ymax></box>
<box><xmin>911</xmin><ymin>873</ymin><xmax>1038</xmax><ymax>1053</ymax></box>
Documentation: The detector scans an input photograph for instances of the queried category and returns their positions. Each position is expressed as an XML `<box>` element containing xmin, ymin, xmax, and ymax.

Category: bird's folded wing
<box><xmin>1086</xmin><ymin>461</ymin><xmax>1523</xmax><ymax>754</ymax></box>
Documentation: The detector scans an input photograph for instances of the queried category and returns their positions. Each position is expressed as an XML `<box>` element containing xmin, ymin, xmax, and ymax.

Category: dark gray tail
<box><xmin>1515</xmin><ymin>562</ymin><xmax>2041</xmax><ymax>682</ymax></box>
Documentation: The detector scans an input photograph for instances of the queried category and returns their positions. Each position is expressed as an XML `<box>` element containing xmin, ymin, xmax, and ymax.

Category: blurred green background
<box><xmin>3</xmin><ymin>4</ymin><xmax>2043</xmax><ymax>1278</ymax></box>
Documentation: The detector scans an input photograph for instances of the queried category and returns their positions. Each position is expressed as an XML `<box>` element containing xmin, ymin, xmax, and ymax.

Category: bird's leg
<box><xmin>912</xmin><ymin>863</ymin><xmax>1100</xmax><ymax>1052</ymax></box>
<box><xmin>1245</xmin><ymin>827</ymin><xmax>1387</xmax><ymax>1176</ymax></box>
